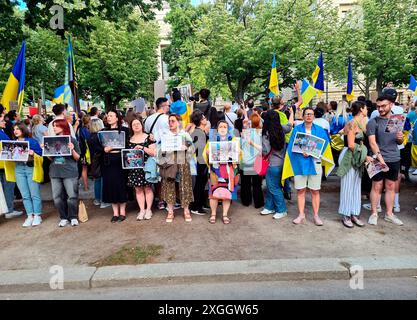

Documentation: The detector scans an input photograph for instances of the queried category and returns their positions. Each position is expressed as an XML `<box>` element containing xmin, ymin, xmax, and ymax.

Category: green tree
<box><xmin>328</xmin><ymin>0</ymin><xmax>417</xmax><ymax>97</ymax></box>
<box><xmin>22</xmin><ymin>0</ymin><xmax>163</xmax><ymax>38</ymax></box>
<box><xmin>76</xmin><ymin>15</ymin><xmax>159</xmax><ymax>109</ymax></box>
<box><xmin>164</xmin><ymin>0</ymin><xmax>339</xmax><ymax>101</ymax></box>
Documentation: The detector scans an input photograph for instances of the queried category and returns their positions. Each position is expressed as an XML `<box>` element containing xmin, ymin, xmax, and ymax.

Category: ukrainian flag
<box><xmin>346</xmin><ymin>57</ymin><xmax>354</xmax><ymax>102</ymax></box>
<box><xmin>282</xmin><ymin>123</ymin><xmax>334</xmax><ymax>186</ymax></box>
<box><xmin>409</xmin><ymin>75</ymin><xmax>417</xmax><ymax>96</ymax></box>
<box><xmin>268</xmin><ymin>53</ymin><xmax>279</xmax><ymax>97</ymax></box>
<box><xmin>170</xmin><ymin>100</ymin><xmax>191</xmax><ymax>127</ymax></box>
<box><xmin>1</xmin><ymin>41</ymin><xmax>26</xmax><ymax>112</ymax></box>
<box><xmin>300</xmin><ymin>79</ymin><xmax>317</xmax><ymax>109</ymax></box>
<box><xmin>52</xmin><ymin>85</ymin><xmax>66</xmax><ymax>104</ymax></box>
<box><xmin>311</xmin><ymin>51</ymin><xmax>324</xmax><ymax>98</ymax></box>
<box><xmin>65</xmin><ymin>35</ymin><xmax>80</xmax><ymax>113</ymax></box>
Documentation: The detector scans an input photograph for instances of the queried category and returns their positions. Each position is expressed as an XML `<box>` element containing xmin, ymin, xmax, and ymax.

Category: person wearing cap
<box><xmin>366</xmin><ymin>89</ymin><xmax>405</xmax><ymax>226</ymax></box>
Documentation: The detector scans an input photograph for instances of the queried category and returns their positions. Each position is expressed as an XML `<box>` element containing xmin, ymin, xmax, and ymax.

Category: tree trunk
<box><xmin>376</xmin><ymin>76</ymin><xmax>384</xmax><ymax>96</ymax></box>
<box><xmin>104</xmin><ymin>94</ymin><xmax>113</xmax><ymax>111</ymax></box>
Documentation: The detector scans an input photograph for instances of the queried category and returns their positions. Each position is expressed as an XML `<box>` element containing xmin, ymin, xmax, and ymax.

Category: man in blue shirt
<box><xmin>0</xmin><ymin>104</ymin><xmax>23</xmax><ymax>219</ymax></box>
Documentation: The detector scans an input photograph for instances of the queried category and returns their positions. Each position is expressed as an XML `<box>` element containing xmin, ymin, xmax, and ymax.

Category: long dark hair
<box><xmin>262</xmin><ymin>109</ymin><xmax>285</xmax><ymax>151</ymax></box>
<box><xmin>106</xmin><ymin>109</ymin><xmax>123</xmax><ymax>132</ymax></box>
<box><xmin>129</xmin><ymin>115</ymin><xmax>144</xmax><ymax>137</ymax></box>
<box><xmin>13</xmin><ymin>122</ymin><xmax>30</xmax><ymax>139</ymax></box>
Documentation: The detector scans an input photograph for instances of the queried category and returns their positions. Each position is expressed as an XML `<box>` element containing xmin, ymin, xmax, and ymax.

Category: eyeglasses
<box><xmin>304</xmin><ymin>113</ymin><xmax>314</xmax><ymax>116</ymax></box>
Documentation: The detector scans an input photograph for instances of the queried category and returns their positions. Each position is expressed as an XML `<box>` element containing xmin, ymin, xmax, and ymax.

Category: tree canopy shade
<box><xmin>164</xmin><ymin>0</ymin><xmax>417</xmax><ymax>100</ymax></box>
<box><xmin>22</xmin><ymin>0</ymin><xmax>162</xmax><ymax>37</ymax></box>
<box><xmin>164</xmin><ymin>0</ymin><xmax>340</xmax><ymax>101</ymax></box>
<box><xmin>76</xmin><ymin>15</ymin><xmax>159</xmax><ymax>110</ymax></box>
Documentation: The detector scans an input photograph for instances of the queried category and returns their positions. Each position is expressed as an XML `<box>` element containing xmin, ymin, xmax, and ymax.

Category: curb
<box><xmin>1</xmin><ymin>256</ymin><xmax>417</xmax><ymax>293</ymax></box>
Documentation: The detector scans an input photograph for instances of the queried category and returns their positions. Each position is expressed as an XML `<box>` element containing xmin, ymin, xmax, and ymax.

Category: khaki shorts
<box><xmin>294</xmin><ymin>161</ymin><xmax>322</xmax><ymax>191</ymax></box>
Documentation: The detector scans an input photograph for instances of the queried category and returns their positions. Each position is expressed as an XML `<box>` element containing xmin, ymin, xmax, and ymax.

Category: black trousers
<box><xmin>190</xmin><ymin>163</ymin><xmax>208</xmax><ymax>211</ymax></box>
<box><xmin>240</xmin><ymin>173</ymin><xmax>264</xmax><ymax>208</ymax></box>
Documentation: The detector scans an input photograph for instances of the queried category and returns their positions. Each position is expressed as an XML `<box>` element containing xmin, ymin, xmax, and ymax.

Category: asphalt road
<box><xmin>1</xmin><ymin>278</ymin><xmax>416</xmax><ymax>300</ymax></box>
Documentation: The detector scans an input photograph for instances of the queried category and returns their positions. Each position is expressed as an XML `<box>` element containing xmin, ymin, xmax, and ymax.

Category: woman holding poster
<box><xmin>204</xmin><ymin>121</ymin><xmax>240</xmax><ymax>224</ymax></box>
<box><xmin>158</xmin><ymin>114</ymin><xmax>194</xmax><ymax>223</ymax></box>
<box><xmin>127</xmin><ymin>116</ymin><xmax>156</xmax><ymax>221</ymax></box>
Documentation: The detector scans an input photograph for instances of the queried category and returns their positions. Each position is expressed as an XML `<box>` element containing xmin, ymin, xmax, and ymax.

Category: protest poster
<box><xmin>209</xmin><ymin>141</ymin><xmax>240</xmax><ymax>163</ymax></box>
<box><xmin>161</xmin><ymin>134</ymin><xmax>183</xmax><ymax>152</ymax></box>
<box><xmin>42</xmin><ymin>136</ymin><xmax>71</xmax><ymax>157</ymax></box>
<box><xmin>385</xmin><ymin>114</ymin><xmax>405</xmax><ymax>133</ymax></box>
<box><xmin>292</xmin><ymin>132</ymin><xmax>325</xmax><ymax>159</ymax></box>
<box><xmin>365</xmin><ymin>159</ymin><xmax>389</xmax><ymax>179</ymax></box>
<box><xmin>0</xmin><ymin>141</ymin><xmax>30</xmax><ymax>161</ymax></box>
<box><xmin>121</xmin><ymin>149</ymin><xmax>145</xmax><ymax>169</ymax></box>
<box><xmin>99</xmin><ymin>131</ymin><xmax>126</xmax><ymax>149</ymax></box>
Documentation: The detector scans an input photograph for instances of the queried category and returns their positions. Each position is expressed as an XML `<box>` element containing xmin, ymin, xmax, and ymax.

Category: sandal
<box><xmin>209</xmin><ymin>215</ymin><xmax>216</xmax><ymax>224</ymax></box>
<box><xmin>166</xmin><ymin>212</ymin><xmax>174</xmax><ymax>223</ymax></box>
<box><xmin>222</xmin><ymin>216</ymin><xmax>231</xmax><ymax>225</ymax></box>
<box><xmin>184</xmin><ymin>211</ymin><xmax>192</xmax><ymax>222</ymax></box>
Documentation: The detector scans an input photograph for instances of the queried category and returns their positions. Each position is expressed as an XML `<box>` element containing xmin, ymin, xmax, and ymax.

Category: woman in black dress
<box><xmin>127</xmin><ymin>116</ymin><xmax>156</xmax><ymax>220</ymax></box>
<box><xmin>100</xmin><ymin>109</ymin><xmax>129</xmax><ymax>223</ymax></box>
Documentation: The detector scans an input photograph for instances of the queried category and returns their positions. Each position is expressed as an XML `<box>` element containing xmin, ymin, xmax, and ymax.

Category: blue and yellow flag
<box><xmin>300</xmin><ymin>79</ymin><xmax>317</xmax><ymax>109</ymax></box>
<box><xmin>409</xmin><ymin>75</ymin><xmax>417</xmax><ymax>96</ymax></box>
<box><xmin>346</xmin><ymin>57</ymin><xmax>354</xmax><ymax>102</ymax></box>
<box><xmin>311</xmin><ymin>51</ymin><xmax>324</xmax><ymax>98</ymax></box>
<box><xmin>1</xmin><ymin>41</ymin><xmax>26</xmax><ymax>112</ymax></box>
<box><xmin>65</xmin><ymin>35</ymin><xmax>80</xmax><ymax>113</ymax></box>
<box><xmin>52</xmin><ymin>85</ymin><xmax>65</xmax><ymax>104</ymax></box>
<box><xmin>268</xmin><ymin>53</ymin><xmax>279</xmax><ymax>97</ymax></box>
<box><xmin>282</xmin><ymin>123</ymin><xmax>334</xmax><ymax>186</ymax></box>
<box><xmin>170</xmin><ymin>100</ymin><xmax>191</xmax><ymax>127</ymax></box>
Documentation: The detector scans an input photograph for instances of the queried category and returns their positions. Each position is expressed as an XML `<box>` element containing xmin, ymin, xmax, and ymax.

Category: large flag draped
<box><xmin>1</xmin><ymin>41</ymin><xmax>26</xmax><ymax>112</ymax></box>
<box><xmin>170</xmin><ymin>100</ymin><xmax>191</xmax><ymax>127</ymax></box>
<box><xmin>311</xmin><ymin>51</ymin><xmax>324</xmax><ymax>98</ymax></box>
<box><xmin>268</xmin><ymin>53</ymin><xmax>280</xmax><ymax>97</ymax></box>
<box><xmin>409</xmin><ymin>75</ymin><xmax>417</xmax><ymax>96</ymax></box>
<box><xmin>65</xmin><ymin>35</ymin><xmax>80</xmax><ymax>113</ymax></box>
<box><xmin>300</xmin><ymin>79</ymin><xmax>317</xmax><ymax>109</ymax></box>
<box><xmin>346</xmin><ymin>57</ymin><xmax>354</xmax><ymax>102</ymax></box>
<box><xmin>282</xmin><ymin>123</ymin><xmax>334</xmax><ymax>186</ymax></box>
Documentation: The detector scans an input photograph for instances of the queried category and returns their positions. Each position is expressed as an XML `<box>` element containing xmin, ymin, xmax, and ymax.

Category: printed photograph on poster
<box><xmin>99</xmin><ymin>131</ymin><xmax>126</xmax><ymax>149</ymax></box>
<box><xmin>209</xmin><ymin>141</ymin><xmax>240</xmax><ymax>163</ymax></box>
<box><xmin>365</xmin><ymin>159</ymin><xmax>389</xmax><ymax>179</ymax></box>
<box><xmin>0</xmin><ymin>141</ymin><xmax>30</xmax><ymax>161</ymax></box>
<box><xmin>42</xmin><ymin>136</ymin><xmax>71</xmax><ymax>157</ymax></box>
<box><xmin>161</xmin><ymin>134</ymin><xmax>183</xmax><ymax>152</ymax></box>
<box><xmin>121</xmin><ymin>149</ymin><xmax>145</xmax><ymax>169</ymax></box>
<box><xmin>385</xmin><ymin>114</ymin><xmax>405</xmax><ymax>133</ymax></box>
<box><xmin>292</xmin><ymin>132</ymin><xmax>325</xmax><ymax>159</ymax></box>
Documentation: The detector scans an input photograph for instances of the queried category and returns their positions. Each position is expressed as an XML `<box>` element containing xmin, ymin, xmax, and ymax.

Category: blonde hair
<box><xmin>335</xmin><ymin>100</ymin><xmax>349</xmax><ymax>125</ymax></box>
<box><xmin>90</xmin><ymin>118</ymin><xmax>104</xmax><ymax>133</ymax></box>
<box><xmin>32</xmin><ymin>115</ymin><xmax>44</xmax><ymax>126</ymax></box>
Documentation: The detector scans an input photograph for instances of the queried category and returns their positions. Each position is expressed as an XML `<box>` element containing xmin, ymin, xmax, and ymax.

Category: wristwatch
<box><xmin>372</xmin><ymin>152</ymin><xmax>380</xmax><ymax>159</ymax></box>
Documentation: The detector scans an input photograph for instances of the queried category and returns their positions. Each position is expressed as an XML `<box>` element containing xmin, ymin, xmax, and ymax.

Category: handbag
<box><xmin>254</xmin><ymin>152</ymin><xmax>271</xmax><ymax>176</ymax></box>
<box><xmin>78</xmin><ymin>201</ymin><xmax>88</xmax><ymax>223</ymax></box>
<box><xmin>158</xmin><ymin>163</ymin><xmax>178</xmax><ymax>181</ymax></box>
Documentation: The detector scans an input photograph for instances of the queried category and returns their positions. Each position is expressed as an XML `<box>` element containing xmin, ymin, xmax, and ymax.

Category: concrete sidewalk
<box><xmin>1</xmin><ymin>256</ymin><xmax>417</xmax><ymax>293</ymax></box>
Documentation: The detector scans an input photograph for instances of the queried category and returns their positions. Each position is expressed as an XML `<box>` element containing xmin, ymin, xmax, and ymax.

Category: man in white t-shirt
<box><xmin>47</xmin><ymin>104</ymin><xmax>76</xmax><ymax>138</ymax></box>
<box><xmin>144</xmin><ymin>97</ymin><xmax>170</xmax><ymax>142</ymax></box>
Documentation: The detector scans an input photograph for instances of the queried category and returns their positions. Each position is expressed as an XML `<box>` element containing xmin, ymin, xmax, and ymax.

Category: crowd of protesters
<box><xmin>0</xmin><ymin>84</ymin><xmax>416</xmax><ymax>229</ymax></box>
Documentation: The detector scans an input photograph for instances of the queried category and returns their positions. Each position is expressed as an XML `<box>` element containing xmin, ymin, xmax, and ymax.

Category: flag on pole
<box><xmin>65</xmin><ymin>35</ymin><xmax>80</xmax><ymax>113</ymax></box>
<box><xmin>1</xmin><ymin>41</ymin><xmax>26</xmax><ymax>112</ymax></box>
<box><xmin>300</xmin><ymin>79</ymin><xmax>317</xmax><ymax>109</ymax></box>
<box><xmin>52</xmin><ymin>85</ymin><xmax>66</xmax><ymax>104</ymax></box>
<box><xmin>269</xmin><ymin>53</ymin><xmax>280</xmax><ymax>97</ymax></box>
<box><xmin>346</xmin><ymin>57</ymin><xmax>354</xmax><ymax>102</ymax></box>
<box><xmin>409</xmin><ymin>75</ymin><xmax>417</xmax><ymax>96</ymax></box>
<box><xmin>311</xmin><ymin>51</ymin><xmax>324</xmax><ymax>98</ymax></box>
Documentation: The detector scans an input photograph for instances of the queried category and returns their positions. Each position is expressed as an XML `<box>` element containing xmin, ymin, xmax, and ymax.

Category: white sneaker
<box><xmin>100</xmin><ymin>203</ymin><xmax>111</xmax><ymax>209</ymax></box>
<box><xmin>260</xmin><ymin>208</ymin><xmax>275</xmax><ymax>215</ymax></box>
<box><xmin>144</xmin><ymin>210</ymin><xmax>153</xmax><ymax>220</ymax></box>
<box><xmin>368</xmin><ymin>214</ymin><xmax>378</xmax><ymax>226</ymax></box>
<box><xmin>412</xmin><ymin>169</ymin><xmax>417</xmax><ymax>175</ymax></box>
<box><xmin>136</xmin><ymin>210</ymin><xmax>146</xmax><ymax>221</ymax></box>
<box><xmin>58</xmin><ymin>219</ymin><xmax>69</xmax><ymax>227</ymax></box>
<box><xmin>362</xmin><ymin>203</ymin><xmax>382</xmax><ymax>213</ymax></box>
<box><xmin>22</xmin><ymin>216</ymin><xmax>34</xmax><ymax>228</ymax></box>
<box><xmin>32</xmin><ymin>215</ymin><xmax>42</xmax><ymax>227</ymax></box>
<box><xmin>5</xmin><ymin>210</ymin><xmax>24</xmax><ymax>219</ymax></box>
<box><xmin>71</xmin><ymin>219</ymin><xmax>79</xmax><ymax>226</ymax></box>
<box><xmin>93</xmin><ymin>199</ymin><xmax>101</xmax><ymax>206</ymax></box>
<box><xmin>384</xmin><ymin>214</ymin><xmax>403</xmax><ymax>226</ymax></box>
<box><xmin>393</xmin><ymin>206</ymin><xmax>400</xmax><ymax>213</ymax></box>
<box><xmin>273</xmin><ymin>212</ymin><xmax>288</xmax><ymax>220</ymax></box>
